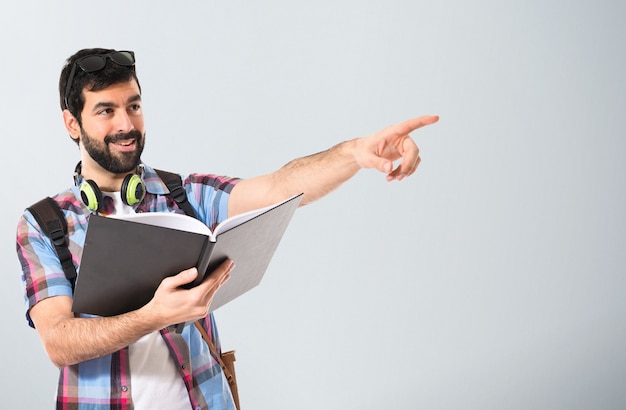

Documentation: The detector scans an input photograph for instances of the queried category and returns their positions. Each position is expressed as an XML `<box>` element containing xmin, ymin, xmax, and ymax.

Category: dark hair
<box><xmin>58</xmin><ymin>48</ymin><xmax>141</xmax><ymax>124</ymax></box>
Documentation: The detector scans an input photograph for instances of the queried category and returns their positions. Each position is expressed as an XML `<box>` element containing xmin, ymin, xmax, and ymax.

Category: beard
<box><xmin>80</xmin><ymin>127</ymin><xmax>145</xmax><ymax>174</ymax></box>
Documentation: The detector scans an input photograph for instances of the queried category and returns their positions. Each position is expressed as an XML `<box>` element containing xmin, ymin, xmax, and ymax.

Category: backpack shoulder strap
<box><xmin>26</xmin><ymin>197</ymin><xmax>77</xmax><ymax>287</ymax></box>
<box><xmin>155</xmin><ymin>169</ymin><xmax>197</xmax><ymax>219</ymax></box>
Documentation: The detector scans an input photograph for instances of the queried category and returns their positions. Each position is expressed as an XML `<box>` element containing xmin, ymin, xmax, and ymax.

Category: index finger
<box><xmin>391</xmin><ymin>115</ymin><xmax>440</xmax><ymax>136</ymax></box>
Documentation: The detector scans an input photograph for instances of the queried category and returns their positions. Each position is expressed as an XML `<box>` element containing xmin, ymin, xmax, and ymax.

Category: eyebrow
<box><xmin>91</xmin><ymin>93</ymin><xmax>142</xmax><ymax>112</ymax></box>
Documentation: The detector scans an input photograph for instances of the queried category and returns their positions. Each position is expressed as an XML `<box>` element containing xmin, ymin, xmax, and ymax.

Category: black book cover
<box><xmin>72</xmin><ymin>193</ymin><xmax>302</xmax><ymax>317</ymax></box>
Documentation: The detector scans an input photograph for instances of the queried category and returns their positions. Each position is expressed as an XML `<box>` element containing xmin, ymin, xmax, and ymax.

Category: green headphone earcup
<box><xmin>121</xmin><ymin>173</ymin><xmax>146</xmax><ymax>206</ymax></box>
<box><xmin>80</xmin><ymin>179</ymin><xmax>103</xmax><ymax>212</ymax></box>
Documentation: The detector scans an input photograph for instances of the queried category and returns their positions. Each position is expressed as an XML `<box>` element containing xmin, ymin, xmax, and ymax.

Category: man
<box><xmin>16</xmin><ymin>48</ymin><xmax>438</xmax><ymax>409</ymax></box>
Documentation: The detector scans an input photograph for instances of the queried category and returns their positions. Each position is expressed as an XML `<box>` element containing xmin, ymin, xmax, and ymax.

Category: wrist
<box><xmin>334</xmin><ymin>138</ymin><xmax>361</xmax><ymax>171</ymax></box>
<box><xmin>132</xmin><ymin>304</ymin><xmax>170</xmax><ymax>333</ymax></box>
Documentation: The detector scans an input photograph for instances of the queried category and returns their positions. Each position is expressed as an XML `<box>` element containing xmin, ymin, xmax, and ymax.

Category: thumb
<box><xmin>354</xmin><ymin>138</ymin><xmax>391</xmax><ymax>172</ymax></box>
<box><xmin>360</xmin><ymin>150</ymin><xmax>393</xmax><ymax>174</ymax></box>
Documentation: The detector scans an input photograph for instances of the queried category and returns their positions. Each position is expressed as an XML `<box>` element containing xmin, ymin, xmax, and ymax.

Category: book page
<box><xmin>109</xmin><ymin>212</ymin><xmax>212</xmax><ymax>236</ymax></box>
<box><xmin>109</xmin><ymin>194</ymin><xmax>301</xmax><ymax>239</ymax></box>
<box><xmin>212</xmin><ymin>194</ymin><xmax>301</xmax><ymax>237</ymax></box>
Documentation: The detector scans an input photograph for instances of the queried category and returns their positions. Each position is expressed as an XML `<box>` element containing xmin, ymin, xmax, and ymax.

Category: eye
<box><xmin>129</xmin><ymin>104</ymin><xmax>142</xmax><ymax>113</ymax></box>
<box><xmin>97</xmin><ymin>108</ymin><xmax>114</xmax><ymax>115</ymax></box>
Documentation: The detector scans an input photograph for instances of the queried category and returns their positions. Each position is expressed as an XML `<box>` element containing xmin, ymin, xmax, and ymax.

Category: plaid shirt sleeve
<box><xmin>16</xmin><ymin>192</ymin><xmax>85</xmax><ymax>328</ymax></box>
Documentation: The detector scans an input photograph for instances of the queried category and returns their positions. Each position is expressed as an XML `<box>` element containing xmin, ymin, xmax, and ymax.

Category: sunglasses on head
<box><xmin>63</xmin><ymin>50</ymin><xmax>136</xmax><ymax>110</ymax></box>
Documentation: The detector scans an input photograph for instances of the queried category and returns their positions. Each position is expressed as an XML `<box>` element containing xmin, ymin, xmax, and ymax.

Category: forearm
<box><xmin>33</xmin><ymin>265</ymin><xmax>230</xmax><ymax>368</ymax></box>
<box><xmin>32</xmin><ymin>298</ymin><xmax>162</xmax><ymax>368</ymax></box>
<box><xmin>276</xmin><ymin>139</ymin><xmax>360</xmax><ymax>204</ymax></box>
<box><xmin>230</xmin><ymin>139</ymin><xmax>360</xmax><ymax>215</ymax></box>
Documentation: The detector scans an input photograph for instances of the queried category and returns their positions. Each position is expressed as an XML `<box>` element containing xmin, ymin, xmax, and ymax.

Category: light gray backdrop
<box><xmin>1</xmin><ymin>1</ymin><xmax>624</xmax><ymax>409</ymax></box>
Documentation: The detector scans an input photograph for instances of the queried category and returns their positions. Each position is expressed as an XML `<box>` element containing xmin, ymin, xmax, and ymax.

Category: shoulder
<box><xmin>183</xmin><ymin>173</ymin><xmax>240</xmax><ymax>194</ymax></box>
<box><xmin>20</xmin><ymin>188</ymin><xmax>85</xmax><ymax>228</ymax></box>
<box><xmin>17</xmin><ymin>189</ymin><xmax>88</xmax><ymax>268</ymax></box>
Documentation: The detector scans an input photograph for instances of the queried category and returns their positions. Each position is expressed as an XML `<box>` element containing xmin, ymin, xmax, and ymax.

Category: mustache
<box><xmin>104</xmin><ymin>130</ymin><xmax>143</xmax><ymax>144</ymax></box>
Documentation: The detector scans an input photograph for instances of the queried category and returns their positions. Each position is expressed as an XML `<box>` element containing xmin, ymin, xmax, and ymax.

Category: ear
<box><xmin>63</xmin><ymin>109</ymin><xmax>81</xmax><ymax>142</ymax></box>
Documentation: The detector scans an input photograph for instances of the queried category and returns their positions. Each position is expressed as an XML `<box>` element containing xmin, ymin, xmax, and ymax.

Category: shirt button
<box><xmin>181</xmin><ymin>364</ymin><xmax>186</xmax><ymax>369</ymax></box>
<box><xmin>121</xmin><ymin>385</ymin><xmax>128</xmax><ymax>392</ymax></box>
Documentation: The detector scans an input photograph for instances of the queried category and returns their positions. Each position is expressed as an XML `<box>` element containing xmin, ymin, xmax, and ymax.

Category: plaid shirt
<box><xmin>16</xmin><ymin>164</ymin><xmax>239</xmax><ymax>410</ymax></box>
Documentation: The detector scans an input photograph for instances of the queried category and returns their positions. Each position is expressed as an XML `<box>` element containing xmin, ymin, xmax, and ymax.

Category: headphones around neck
<box><xmin>74</xmin><ymin>162</ymin><xmax>146</xmax><ymax>212</ymax></box>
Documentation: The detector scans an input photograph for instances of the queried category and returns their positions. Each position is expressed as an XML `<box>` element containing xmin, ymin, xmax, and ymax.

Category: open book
<box><xmin>72</xmin><ymin>193</ymin><xmax>303</xmax><ymax>317</ymax></box>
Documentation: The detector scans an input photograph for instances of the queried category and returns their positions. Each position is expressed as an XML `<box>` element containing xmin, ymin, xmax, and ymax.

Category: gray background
<box><xmin>1</xmin><ymin>1</ymin><xmax>624</xmax><ymax>409</ymax></box>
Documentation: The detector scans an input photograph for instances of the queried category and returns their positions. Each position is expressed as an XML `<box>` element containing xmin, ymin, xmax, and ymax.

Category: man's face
<box><xmin>77</xmin><ymin>80</ymin><xmax>145</xmax><ymax>174</ymax></box>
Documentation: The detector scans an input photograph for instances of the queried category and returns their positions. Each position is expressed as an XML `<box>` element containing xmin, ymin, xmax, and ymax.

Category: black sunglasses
<box><xmin>63</xmin><ymin>50</ymin><xmax>136</xmax><ymax>110</ymax></box>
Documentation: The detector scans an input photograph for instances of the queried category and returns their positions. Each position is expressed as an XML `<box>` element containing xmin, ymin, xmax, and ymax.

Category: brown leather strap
<box><xmin>193</xmin><ymin>321</ymin><xmax>236</xmax><ymax>388</ymax></box>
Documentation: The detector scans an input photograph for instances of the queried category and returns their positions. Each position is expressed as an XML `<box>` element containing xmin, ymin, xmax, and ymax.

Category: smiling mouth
<box><xmin>110</xmin><ymin>139</ymin><xmax>137</xmax><ymax>151</ymax></box>
<box><xmin>105</xmin><ymin>130</ymin><xmax>142</xmax><ymax>151</ymax></box>
<box><xmin>115</xmin><ymin>139</ymin><xmax>135</xmax><ymax>146</ymax></box>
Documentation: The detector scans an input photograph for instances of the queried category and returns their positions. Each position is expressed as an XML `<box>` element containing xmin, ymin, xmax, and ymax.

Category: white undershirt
<box><xmin>106</xmin><ymin>192</ymin><xmax>189</xmax><ymax>409</ymax></box>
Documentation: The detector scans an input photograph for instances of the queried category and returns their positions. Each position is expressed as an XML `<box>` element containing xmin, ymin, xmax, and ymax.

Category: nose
<box><xmin>115</xmin><ymin>111</ymin><xmax>135</xmax><ymax>133</ymax></box>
